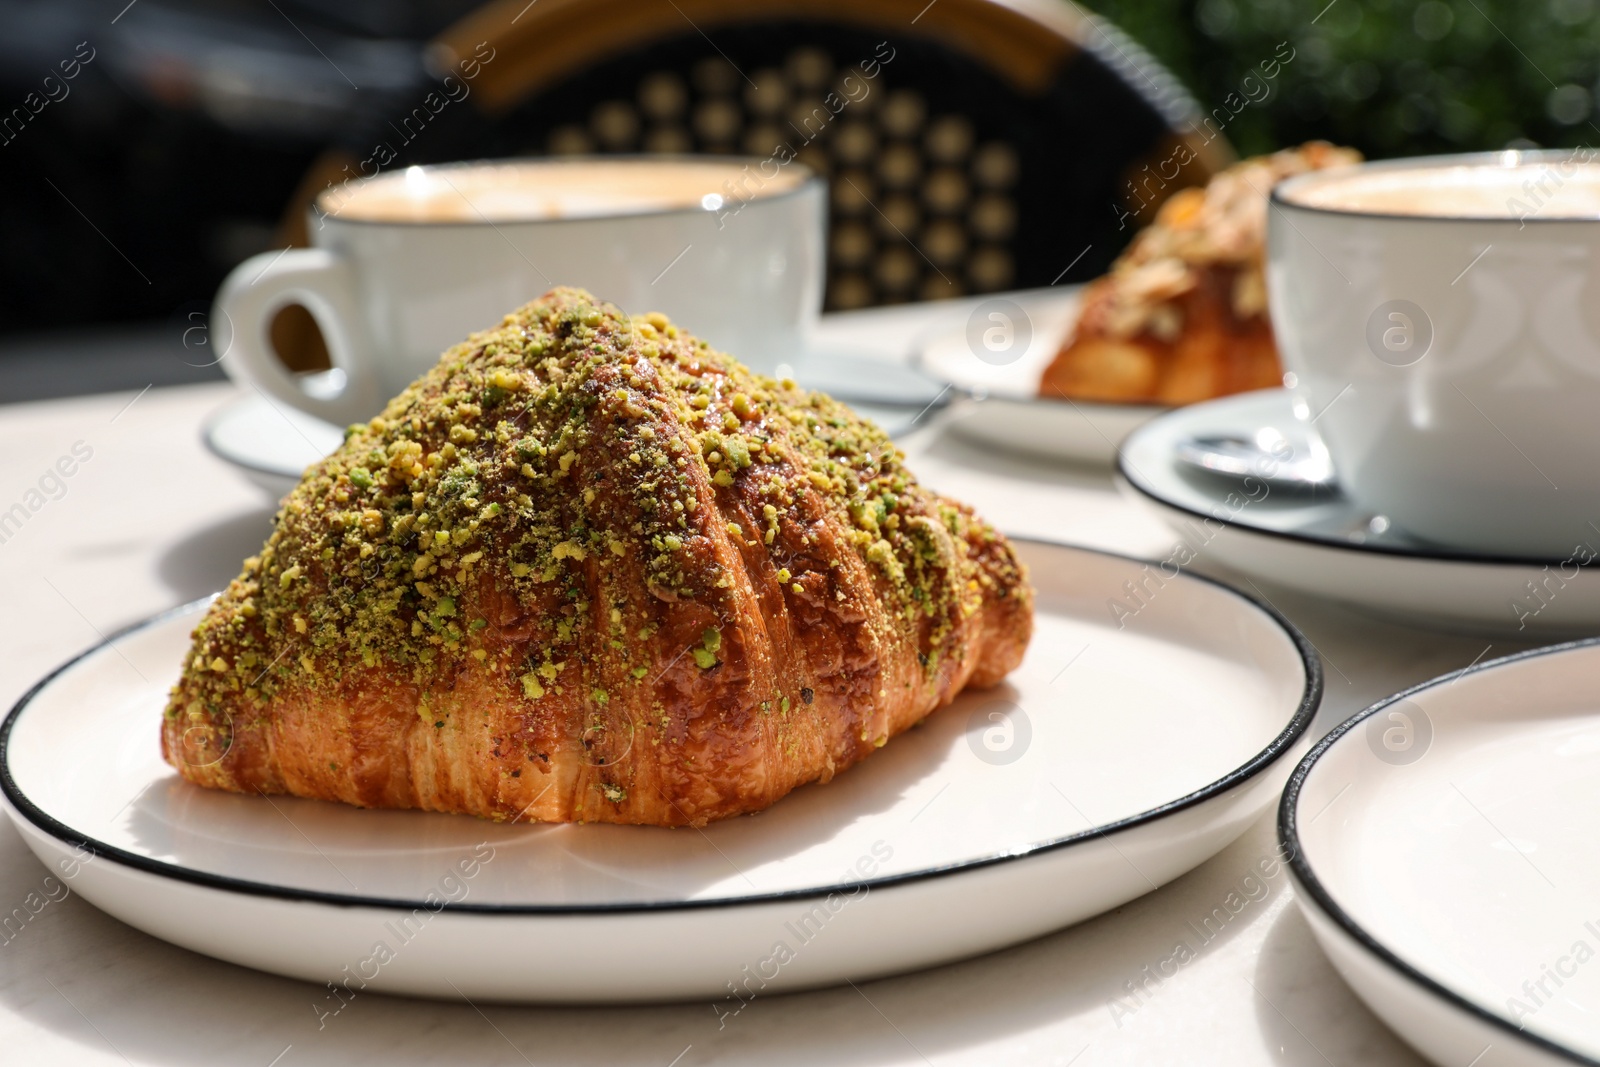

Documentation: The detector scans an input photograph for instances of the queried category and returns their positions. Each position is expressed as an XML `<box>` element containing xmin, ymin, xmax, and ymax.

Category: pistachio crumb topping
<box><xmin>166</xmin><ymin>287</ymin><xmax>1022</xmax><ymax>717</ymax></box>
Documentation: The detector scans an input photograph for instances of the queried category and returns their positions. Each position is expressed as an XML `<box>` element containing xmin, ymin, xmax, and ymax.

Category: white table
<box><xmin>0</xmin><ymin>297</ymin><xmax>1521</xmax><ymax>1065</ymax></box>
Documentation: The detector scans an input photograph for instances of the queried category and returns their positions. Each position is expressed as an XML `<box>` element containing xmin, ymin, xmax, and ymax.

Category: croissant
<box><xmin>164</xmin><ymin>287</ymin><xmax>1032</xmax><ymax>826</ymax></box>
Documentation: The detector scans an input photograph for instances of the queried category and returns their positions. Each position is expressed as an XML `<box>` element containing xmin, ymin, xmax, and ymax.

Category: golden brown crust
<box><xmin>1041</xmin><ymin>141</ymin><xmax>1361</xmax><ymax>406</ymax></box>
<box><xmin>164</xmin><ymin>288</ymin><xmax>1032</xmax><ymax>826</ymax></box>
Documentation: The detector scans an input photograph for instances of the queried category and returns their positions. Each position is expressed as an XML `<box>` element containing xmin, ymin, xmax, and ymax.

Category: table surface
<box><xmin>0</xmin><ymin>292</ymin><xmax>1520</xmax><ymax>1066</ymax></box>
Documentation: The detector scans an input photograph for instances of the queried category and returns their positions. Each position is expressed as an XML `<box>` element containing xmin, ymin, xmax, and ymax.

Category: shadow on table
<box><xmin>155</xmin><ymin>506</ymin><xmax>277</xmax><ymax>602</ymax></box>
<box><xmin>1252</xmin><ymin>901</ymin><xmax>1427</xmax><ymax>1066</ymax></box>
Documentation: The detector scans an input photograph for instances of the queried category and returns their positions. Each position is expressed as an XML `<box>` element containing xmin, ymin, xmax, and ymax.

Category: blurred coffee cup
<box><xmin>214</xmin><ymin>156</ymin><xmax>826</xmax><ymax>426</ymax></box>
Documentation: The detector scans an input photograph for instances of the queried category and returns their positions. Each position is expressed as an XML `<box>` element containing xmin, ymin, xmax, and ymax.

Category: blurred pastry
<box><xmin>1042</xmin><ymin>141</ymin><xmax>1362</xmax><ymax>405</ymax></box>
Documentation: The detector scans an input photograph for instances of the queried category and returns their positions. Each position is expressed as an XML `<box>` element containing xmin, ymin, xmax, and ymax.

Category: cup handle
<box><xmin>212</xmin><ymin>248</ymin><xmax>386</xmax><ymax>427</ymax></box>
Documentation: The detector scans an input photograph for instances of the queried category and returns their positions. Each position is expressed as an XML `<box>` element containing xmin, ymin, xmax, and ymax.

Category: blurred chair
<box><xmin>272</xmin><ymin>0</ymin><xmax>1231</xmax><ymax>367</ymax></box>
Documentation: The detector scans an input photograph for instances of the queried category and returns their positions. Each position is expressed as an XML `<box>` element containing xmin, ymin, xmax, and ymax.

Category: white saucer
<box><xmin>914</xmin><ymin>289</ymin><xmax>1166</xmax><ymax>465</ymax></box>
<box><xmin>1</xmin><ymin>539</ymin><xmax>1318</xmax><ymax>1002</ymax></box>
<box><xmin>203</xmin><ymin>390</ymin><xmax>344</xmax><ymax>498</ymax></box>
<box><xmin>790</xmin><ymin>337</ymin><xmax>949</xmax><ymax>407</ymax></box>
<box><xmin>204</xmin><ymin>350</ymin><xmax>949</xmax><ymax>496</ymax></box>
<box><xmin>1283</xmin><ymin>641</ymin><xmax>1600</xmax><ymax>1066</ymax></box>
<box><xmin>1117</xmin><ymin>389</ymin><xmax>1600</xmax><ymax>636</ymax></box>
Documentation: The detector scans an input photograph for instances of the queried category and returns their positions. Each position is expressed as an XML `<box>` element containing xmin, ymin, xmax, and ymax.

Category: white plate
<box><xmin>1</xmin><ymin>540</ymin><xmax>1318</xmax><ymax>1003</ymax></box>
<box><xmin>1118</xmin><ymin>388</ymin><xmax>1600</xmax><ymax>636</ymax></box>
<box><xmin>202</xmin><ymin>388</ymin><xmax>344</xmax><ymax>498</ymax></box>
<box><xmin>914</xmin><ymin>292</ymin><xmax>1165</xmax><ymax>465</ymax></box>
<box><xmin>942</xmin><ymin>394</ymin><xmax>1166</xmax><ymax>466</ymax></box>
<box><xmin>1282</xmin><ymin>642</ymin><xmax>1600</xmax><ymax>1066</ymax></box>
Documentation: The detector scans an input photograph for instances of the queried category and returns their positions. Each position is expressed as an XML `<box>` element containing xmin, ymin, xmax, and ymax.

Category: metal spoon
<box><xmin>1174</xmin><ymin>425</ymin><xmax>1339</xmax><ymax>493</ymax></box>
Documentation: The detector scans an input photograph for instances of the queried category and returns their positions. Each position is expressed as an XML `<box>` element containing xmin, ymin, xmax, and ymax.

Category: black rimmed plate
<box><xmin>1</xmin><ymin>540</ymin><xmax>1318</xmax><ymax>1002</ymax></box>
<box><xmin>1282</xmin><ymin>641</ymin><xmax>1600</xmax><ymax>1066</ymax></box>
<box><xmin>1118</xmin><ymin>388</ymin><xmax>1600</xmax><ymax>636</ymax></box>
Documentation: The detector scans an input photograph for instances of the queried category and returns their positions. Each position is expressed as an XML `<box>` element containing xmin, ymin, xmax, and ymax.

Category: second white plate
<box><xmin>914</xmin><ymin>287</ymin><xmax>1166</xmax><ymax>465</ymax></box>
<box><xmin>2</xmin><ymin>540</ymin><xmax>1318</xmax><ymax>1002</ymax></box>
<box><xmin>1284</xmin><ymin>641</ymin><xmax>1600</xmax><ymax>1065</ymax></box>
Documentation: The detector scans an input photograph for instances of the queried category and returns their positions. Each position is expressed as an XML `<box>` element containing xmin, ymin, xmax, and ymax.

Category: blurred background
<box><xmin>0</xmin><ymin>0</ymin><xmax>1590</xmax><ymax>400</ymax></box>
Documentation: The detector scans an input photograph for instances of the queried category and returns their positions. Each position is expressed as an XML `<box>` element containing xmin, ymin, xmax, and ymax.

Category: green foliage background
<box><xmin>1075</xmin><ymin>0</ymin><xmax>1600</xmax><ymax>159</ymax></box>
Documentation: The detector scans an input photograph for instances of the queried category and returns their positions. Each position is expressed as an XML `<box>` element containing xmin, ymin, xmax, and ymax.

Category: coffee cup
<box><xmin>1268</xmin><ymin>149</ymin><xmax>1600</xmax><ymax>558</ymax></box>
<box><xmin>213</xmin><ymin>157</ymin><xmax>826</xmax><ymax>426</ymax></box>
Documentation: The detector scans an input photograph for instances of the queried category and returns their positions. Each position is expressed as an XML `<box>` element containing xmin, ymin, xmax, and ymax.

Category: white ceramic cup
<box><xmin>213</xmin><ymin>157</ymin><xmax>827</xmax><ymax>427</ymax></box>
<box><xmin>1269</xmin><ymin>149</ymin><xmax>1600</xmax><ymax>558</ymax></box>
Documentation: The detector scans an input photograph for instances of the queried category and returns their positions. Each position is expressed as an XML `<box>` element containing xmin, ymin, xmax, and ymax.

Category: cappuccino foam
<box><xmin>324</xmin><ymin>160</ymin><xmax>806</xmax><ymax>223</ymax></box>
<box><xmin>1284</xmin><ymin>160</ymin><xmax>1600</xmax><ymax>219</ymax></box>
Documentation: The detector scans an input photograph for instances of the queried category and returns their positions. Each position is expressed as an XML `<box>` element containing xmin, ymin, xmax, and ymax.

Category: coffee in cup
<box><xmin>320</xmin><ymin>158</ymin><xmax>808</xmax><ymax>223</ymax></box>
<box><xmin>1284</xmin><ymin>160</ymin><xmax>1600</xmax><ymax>218</ymax></box>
